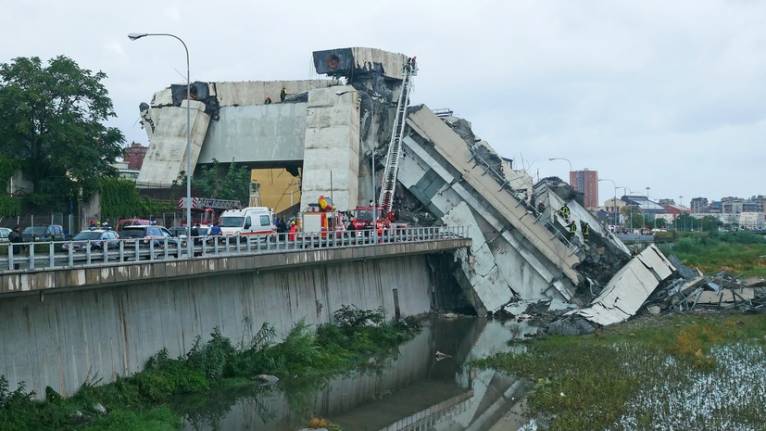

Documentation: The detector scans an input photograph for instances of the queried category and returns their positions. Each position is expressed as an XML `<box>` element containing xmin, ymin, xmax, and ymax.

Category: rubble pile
<box><xmin>643</xmin><ymin>261</ymin><xmax>766</xmax><ymax>313</ymax></box>
<box><xmin>503</xmin><ymin>255</ymin><xmax>766</xmax><ymax>336</ymax></box>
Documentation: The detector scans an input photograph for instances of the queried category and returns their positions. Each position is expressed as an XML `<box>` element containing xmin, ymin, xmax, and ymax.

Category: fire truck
<box><xmin>301</xmin><ymin>195</ymin><xmax>347</xmax><ymax>238</ymax></box>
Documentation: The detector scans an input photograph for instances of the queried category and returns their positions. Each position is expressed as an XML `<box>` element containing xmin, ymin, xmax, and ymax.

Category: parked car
<box><xmin>118</xmin><ymin>225</ymin><xmax>174</xmax><ymax>248</ymax></box>
<box><xmin>21</xmin><ymin>225</ymin><xmax>65</xmax><ymax>242</ymax></box>
<box><xmin>63</xmin><ymin>229</ymin><xmax>120</xmax><ymax>251</ymax></box>
<box><xmin>0</xmin><ymin>227</ymin><xmax>11</xmax><ymax>244</ymax></box>
<box><xmin>116</xmin><ymin>218</ymin><xmax>154</xmax><ymax>230</ymax></box>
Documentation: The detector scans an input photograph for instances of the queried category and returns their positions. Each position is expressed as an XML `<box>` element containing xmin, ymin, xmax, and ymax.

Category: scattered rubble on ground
<box><xmin>500</xmin><ymin>247</ymin><xmax>765</xmax><ymax>335</ymax></box>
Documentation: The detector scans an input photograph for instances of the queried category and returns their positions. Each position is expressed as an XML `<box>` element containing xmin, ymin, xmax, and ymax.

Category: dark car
<box><xmin>21</xmin><ymin>225</ymin><xmax>65</xmax><ymax>242</ymax></box>
<box><xmin>63</xmin><ymin>229</ymin><xmax>120</xmax><ymax>251</ymax></box>
<box><xmin>118</xmin><ymin>225</ymin><xmax>174</xmax><ymax>248</ymax></box>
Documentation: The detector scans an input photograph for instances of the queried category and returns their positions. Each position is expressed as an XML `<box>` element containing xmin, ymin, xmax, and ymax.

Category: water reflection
<box><xmin>180</xmin><ymin>318</ymin><xmax>534</xmax><ymax>431</ymax></box>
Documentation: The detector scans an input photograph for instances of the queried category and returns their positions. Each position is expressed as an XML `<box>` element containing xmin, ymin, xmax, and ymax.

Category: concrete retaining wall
<box><xmin>0</xmin><ymin>254</ymin><xmax>435</xmax><ymax>398</ymax></box>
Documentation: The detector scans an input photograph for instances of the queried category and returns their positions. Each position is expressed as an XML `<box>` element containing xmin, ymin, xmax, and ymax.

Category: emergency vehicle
<box><xmin>218</xmin><ymin>207</ymin><xmax>276</xmax><ymax>237</ymax></box>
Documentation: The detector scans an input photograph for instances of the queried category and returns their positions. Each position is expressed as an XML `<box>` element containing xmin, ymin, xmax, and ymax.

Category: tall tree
<box><xmin>0</xmin><ymin>56</ymin><xmax>124</xmax><ymax>211</ymax></box>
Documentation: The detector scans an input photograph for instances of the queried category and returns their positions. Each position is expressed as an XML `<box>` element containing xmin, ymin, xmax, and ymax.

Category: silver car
<box><xmin>0</xmin><ymin>227</ymin><xmax>11</xmax><ymax>244</ymax></box>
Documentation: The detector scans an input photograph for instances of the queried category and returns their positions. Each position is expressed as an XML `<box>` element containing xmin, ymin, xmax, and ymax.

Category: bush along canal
<box><xmin>0</xmin><ymin>306</ymin><xmax>421</xmax><ymax>431</ymax></box>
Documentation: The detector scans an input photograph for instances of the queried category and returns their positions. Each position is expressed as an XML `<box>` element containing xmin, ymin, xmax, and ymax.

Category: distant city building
<box><xmin>722</xmin><ymin>196</ymin><xmax>745</xmax><ymax>214</ymax></box>
<box><xmin>658</xmin><ymin>198</ymin><xmax>676</xmax><ymax>205</ymax></box>
<box><xmin>690</xmin><ymin>197</ymin><xmax>708</xmax><ymax>213</ymax></box>
<box><xmin>112</xmin><ymin>161</ymin><xmax>139</xmax><ymax>182</ymax></box>
<box><xmin>739</xmin><ymin>212</ymin><xmax>765</xmax><ymax>230</ymax></box>
<box><xmin>622</xmin><ymin>195</ymin><xmax>666</xmax><ymax>215</ymax></box>
<box><xmin>123</xmin><ymin>142</ymin><xmax>148</xmax><ymax>171</ymax></box>
<box><xmin>569</xmin><ymin>169</ymin><xmax>598</xmax><ymax>209</ymax></box>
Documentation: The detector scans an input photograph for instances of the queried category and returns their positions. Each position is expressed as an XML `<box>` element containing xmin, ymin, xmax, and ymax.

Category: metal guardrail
<box><xmin>0</xmin><ymin>226</ymin><xmax>468</xmax><ymax>273</ymax></box>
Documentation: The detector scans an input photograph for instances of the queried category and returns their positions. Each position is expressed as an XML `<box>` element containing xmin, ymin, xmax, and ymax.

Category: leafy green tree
<box><xmin>0</xmin><ymin>56</ymin><xmax>124</xmax><ymax>211</ymax></box>
<box><xmin>194</xmin><ymin>159</ymin><xmax>250</xmax><ymax>205</ymax></box>
<box><xmin>701</xmin><ymin>215</ymin><xmax>721</xmax><ymax>232</ymax></box>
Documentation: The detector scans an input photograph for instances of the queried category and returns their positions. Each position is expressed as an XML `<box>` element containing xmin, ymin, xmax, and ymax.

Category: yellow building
<box><xmin>249</xmin><ymin>168</ymin><xmax>301</xmax><ymax>213</ymax></box>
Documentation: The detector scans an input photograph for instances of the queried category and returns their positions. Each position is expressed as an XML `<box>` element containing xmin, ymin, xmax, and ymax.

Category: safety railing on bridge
<box><xmin>0</xmin><ymin>226</ymin><xmax>468</xmax><ymax>273</ymax></box>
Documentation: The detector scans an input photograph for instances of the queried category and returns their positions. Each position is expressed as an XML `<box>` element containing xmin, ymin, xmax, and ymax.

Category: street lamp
<box><xmin>615</xmin><ymin>186</ymin><xmax>627</xmax><ymax>228</ymax></box>
<box><xmin>599</xmin><ymin>178</ymin><xmax>618</xmax><ymax>227</ymax></box>
<box><xmin>548</xmin><ymin>158</ymin><xmax>573</xmax><ymax>181</ymax></box>
<box><xmin>128</xmin><ymin>32</ymin><xmax>193</xmax><ymax>257</ymax></box>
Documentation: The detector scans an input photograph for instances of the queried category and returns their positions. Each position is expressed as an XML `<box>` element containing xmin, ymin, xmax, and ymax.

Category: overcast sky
<box><xmin>2</xmin><ymin>0</ymin><xmax>764</xmax><ymax>204</ymax></box>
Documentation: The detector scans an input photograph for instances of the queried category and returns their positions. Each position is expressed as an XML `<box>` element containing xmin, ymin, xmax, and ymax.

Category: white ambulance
<box><xmin>218</xmin><ymin>207</ymin><xmax>276</xmax><ymax>238</ymax></box>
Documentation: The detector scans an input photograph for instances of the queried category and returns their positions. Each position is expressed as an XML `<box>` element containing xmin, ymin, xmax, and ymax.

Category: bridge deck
<box><xmin>0</xmin><ymin>234</ymin><xmax>470</xmax><ymax>297</ymax></box>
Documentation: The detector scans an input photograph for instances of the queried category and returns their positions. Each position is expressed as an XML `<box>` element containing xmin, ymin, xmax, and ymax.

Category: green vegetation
<box><xmin>0</xmin><ymin>56</ymin><xmax>124</xmax><ymax>213</ymax></box>
<box><xmin>193</xmin><ymin>159</ymin><xmax>250</xmax><ymax>205</ymax></box>
<box><xmin>98</xmin><ymin>178</ymin><xmax>175</xmax><ymax>217</ymax></box>
<box><xmin>0</xmin><ymin>307</ymin><xmax>418</xmax><ymax>430</ymax></box>
<box><xmin>660</xmin><ymin>231</ymin><xmax>766</xmax><ymax>277</ymax></box>
<box><xmin>476</xmin><ymin>313</ymin><xmax>766</xmax><ymax>431</ymax></box>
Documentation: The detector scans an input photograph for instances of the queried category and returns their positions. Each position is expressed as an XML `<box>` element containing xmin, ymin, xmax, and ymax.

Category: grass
<box><xmin>659</xmin><ymin>231</ymin><xmax>766</xmax><ymax>277</ymax></box>
<box><xmin>475</xmin><ymin>313</ymin><xmax>766</xmax><ymax>431</ymax></box>
<box><xmin>0</xmin><ymin>306</ymin><xmax>419</xmax><ymax>431</ymax></box>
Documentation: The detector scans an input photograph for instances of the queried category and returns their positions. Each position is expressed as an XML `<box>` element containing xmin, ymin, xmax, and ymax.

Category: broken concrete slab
<box><xmin>696</xmin><ymin>288</ymin><xmax>755</xmax><ymax>304</ymax></box>
<box><xmin>443</xmin><ymin>202</ymin><xmax>514</xmax><ymax>314</ymax></box>
<box><xmin>572</xmin><ymin>245</ymin><xmax>676</xmax><ymax>326</ymax></box>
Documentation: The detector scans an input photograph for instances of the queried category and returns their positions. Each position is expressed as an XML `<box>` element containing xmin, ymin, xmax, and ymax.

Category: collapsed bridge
<box><xmin>137</xmin><ymin>46</ymin><xmax>676</xmax><ymax>317</ymax></box>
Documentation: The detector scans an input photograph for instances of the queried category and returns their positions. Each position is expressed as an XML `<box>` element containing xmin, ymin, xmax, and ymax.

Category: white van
<box><xmin>218</xmin><ymin>207</ymin><xmax>276</xmax><ymax>237</ymax></box>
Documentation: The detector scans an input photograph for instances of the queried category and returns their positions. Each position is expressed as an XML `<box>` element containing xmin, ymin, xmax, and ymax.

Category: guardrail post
<box><xmin>214</xmin><ymin>237</ymin><xmax>219</xmax><ymax>255</ymax></box>
<box><xmin>8</xmin><ymin>244</ymin><xmax>13</xmax><ymax>270</ymax></box>
<box><xmin>86</xmin><ymin>241</ymin><xmax>91</xmax><ymax>265</ymax></box>
<box><xmin>164</xmin><ymin>238</ymin><xmax>169</xmax><ymax>260</ymax></box>
<box><xmin>225</xmin><ymin>236</ymin><xmax>230</xmax><ymax>254</ymax></box>
<box><xmin>149</xmin><ymin>240</ymin><xmax>155</xmax><ymax>262</ymax></box>
<box><xmin>119</xmin><ymin>241</ymin><xmax>124</xmax><ymax>263</ymax></box>
<box><xmin>103</xmin><ymin>241</ymin><xmax>109</xmax><ymax>264</ymax></box>
<box><xmin>134</xmin><ymin>240</ymin><xmax>140</xmax><ymax>262</ymax></box>
<box><xmin>49</xmin><ymin>242</ymin><xmax>55</xmax><ymax>268</ymax></box>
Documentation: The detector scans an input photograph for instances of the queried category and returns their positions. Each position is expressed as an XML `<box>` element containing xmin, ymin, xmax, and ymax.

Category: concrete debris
<box><xmin>254</xmin><ymin>374</ymin><xmax>280</xmax><ymax>385</ymax></box>
<box><xmin>647</xmin><ymin>305</ymin><xmax>662</xmax><ymax>315</ymax></box>
<box><xmin>644</xmin><ymin>269</ymin><xmax>766</xmax><ymax>313</ymax></box>
<box><xmin>546</xmin><ymin>316</ymin><xmax>595</xmax><ymax>336</ymax></box>
<box><xmin>744</xmin><ymin>277</ymin><xmax>766</xmax><ymax>288</ymax></box>
<box><xmin>569</xmin><ymin>245</ymin><xmax>676</xmax><ymax>326</ymax></box>
<box><xmin>92</xmin><ymin>403</ymin><xmax>107</xmax><ymax>415</ymax></box>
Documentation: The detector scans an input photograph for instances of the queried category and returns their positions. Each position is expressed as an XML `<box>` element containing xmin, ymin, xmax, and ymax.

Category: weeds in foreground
<box><xmin>0</xmin><ymin>307</ymin><xmax>418</xmax><ymax>431</ymax></box>
<box><xmin>475</xmin><ymin>313</ymin><xmax>766</xmax><ymax>431</ymax></box>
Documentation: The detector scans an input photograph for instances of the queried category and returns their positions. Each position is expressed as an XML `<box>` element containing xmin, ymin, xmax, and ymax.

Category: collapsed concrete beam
<box><xmin>404</xmin><ymin>106</ymin><xmax>581</xmax><ymax>284</ymax></box>
<box><xmin>443</xmin><ymin>202</ymin><xmax>514</xmax><ymax>313</ymax></box>
<box><xmin>572</xmin><ymin>244</ymin><xmax>675</xmax><ymax>326</ymax></box>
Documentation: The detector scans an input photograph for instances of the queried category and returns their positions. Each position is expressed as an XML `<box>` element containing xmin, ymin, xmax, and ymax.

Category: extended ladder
<box><xmin>378</xmin><ymin>59</ymin><xmax>416</xmax><ymax>215</ymax></box>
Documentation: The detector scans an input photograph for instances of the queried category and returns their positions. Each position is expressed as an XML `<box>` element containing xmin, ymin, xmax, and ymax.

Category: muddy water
<box><xmin>178</xmin><ymin>318</ymin><xmax>536</xmax><ymax>431</ymax></box>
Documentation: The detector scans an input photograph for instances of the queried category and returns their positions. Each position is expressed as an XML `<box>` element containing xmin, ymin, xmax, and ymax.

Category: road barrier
<box><xmin>0</xmin><ymin>226</ymin><xmax>468</xmax><ymax>273</ymax></box>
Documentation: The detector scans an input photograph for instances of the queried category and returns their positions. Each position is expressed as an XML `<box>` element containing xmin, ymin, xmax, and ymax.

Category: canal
<box><xmin>175</xmin><ymin>317</ymin><xmax>536</xmax><ymax>430</ymax></box>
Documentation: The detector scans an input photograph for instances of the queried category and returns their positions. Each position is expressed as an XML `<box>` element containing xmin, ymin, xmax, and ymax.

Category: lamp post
<box><xmin>128</xmin><ymin>32</ymin><xmax>192</xmax><ymax>257</ymax></box>
<box><xmin>548</xmin><ymin>157</ymin><xmax>573</xmax><ymax>183</ymax></box>
<box><xmin>613</xmin><ymin>186</ymin><xmax>630</xmax><ymax>229</ymax></box>
<box><xmin>599</xmin><ymin>178</ymin><xmax>618</xmax><ymax>227</ymax></box>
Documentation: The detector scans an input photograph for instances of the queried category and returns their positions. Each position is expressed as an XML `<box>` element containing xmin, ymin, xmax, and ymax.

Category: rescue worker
<box><xmin>8</xmin><ymin>226</ymin><xmax>22</xmax><ymax>269</ymax></box>
<box><xmin>558</xmin><ymin>204</ymin><xmax>570</xmax><ymax>221</ymax></box>
<box><xmin>280</xmin><ymin>87</ymin><xmax>287</xmax><ymax>102</ymax></box>
<box><xmin>288</xmin><ymin>221</ymin><xmax>298</xmax><ymax>241</ymax></box>
<box><xmin>581</xmin><ymin>221</ymin><xmax>590</xmax><ymax>239</ymax></box>
<box><xmin>537</xmin><ymin>202</ymin><xmax>545</xmax><ymax>214</ymax></box>
<box><xmin>209</xmin><ymin>222</ymin><xmax>222</xmax><ymax>236</ymax></box>
<box><xmin>567</xmin><ymin>220</ymin><xmax>577</xmax><ymax>237</ymax></box>
<box><xmin>264</xmin><ymin>96</ymin><xmax>272</xmax><ymax>105</ymax></box>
